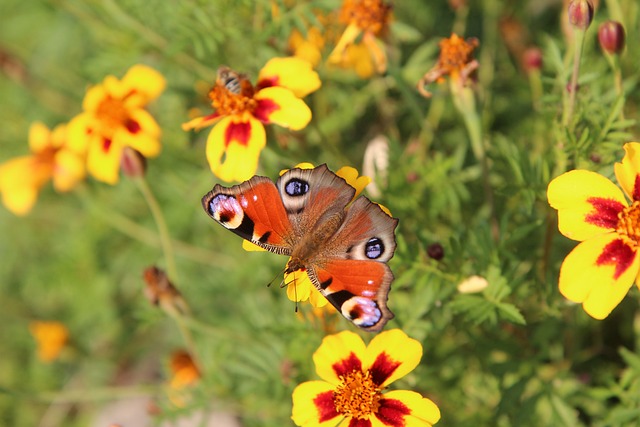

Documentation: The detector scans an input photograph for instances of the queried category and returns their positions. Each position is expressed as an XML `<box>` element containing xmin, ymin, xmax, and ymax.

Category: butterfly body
<box><xmin>202</xmin><ymin>164</ymin><xmax>398</xmax><ymax>331</ymax></box>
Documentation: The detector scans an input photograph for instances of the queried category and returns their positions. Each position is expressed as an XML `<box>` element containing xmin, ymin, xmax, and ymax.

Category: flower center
<box><xmin>208</xmin><ymin>85</ymin><xmax>257</xmax><ymax>117</ymax></box>
<box><xmin>438</xmin><ymin>34</ymin><xmax>479</xmax><ymax>77</ymax></box>
<box><xmin>96</xmin><ymin>97</ymin><xmax>130</xmax><ymax>136</ymax></box>
<box><xmin>340</xmin><ymin>0</ymin><xmax>392</xmax><ymax>36</ymax></box>
<box><xmin>333</xmin><ymin>370</ymin><xmax>382</xmax><ymax>420</ymax></box>
<box><xmin>616</xmin><ymin>201</ymin><xmax>640</xmax><ymax>247</ymax></box>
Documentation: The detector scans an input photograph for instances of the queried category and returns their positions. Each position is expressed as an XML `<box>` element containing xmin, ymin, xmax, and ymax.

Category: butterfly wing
<box><xmin>307</xmin><ymin>196</ymin><xmax>398</xmax><ymax>331</ymax></box>
<box><xmin>202</xmin><ymin>176</ymin><xmax>294</xmax><ymax>254</ymax></box>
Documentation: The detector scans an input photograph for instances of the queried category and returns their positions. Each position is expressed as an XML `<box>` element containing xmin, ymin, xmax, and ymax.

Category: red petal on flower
<box><xmin>349</xmin><ymin>418</ymin><xmax>373</xmax><ymax>427</ymax></box>
<box><xmin>633</xmin><ymin>175</ymin><xmax>640</xmax><ymax>201</ymax></box>
<box><xmin>332</xmin><ymin>352</ymin><xmax>363</xmax><ymax>377</ymax></box>
<box><xmin>313</xmin><ymin>390</ymin><xmax>339</xmax><ymax>422</ymax></box>
<box><xmin>253</xmin><ymin>98</ymin><xmax>281</xmax><ymax>123</ymax></box>
<box><xmin>225</xmin><ymin>121</ymin><xmax>251</xmax><ymax>147</ymax></box>
<box><xmin>375</xmin><ymin>398</ymin><xmax>411</xmax><ymax>427</ymax></box>
<box><xmin>125</xmin><ymin>119</ymin><xmax>141</xmax><ymax>134</ymax></box>
<box><xmin>256</xmin><ymin>76</ymin><xmax>279</xmax><ymax>91</ymax></box>
<box><xmin>585</xmin><ymin>197</ymin><xmax>625</xmax><ymax>229</ymax></box>
<box><xmin>103</xmin><ymin>138</ymin><xmax>112</xmax><ymax>152</ymax></box>
<box><xmin>369</xmin><ymin>352</ymin><xmax>402</xmax><ymax>386</ymax></box>
<box><xmin>595</xmin><ymin>238</ymin><xmax>636</xmax><ymax>279</ymax></box>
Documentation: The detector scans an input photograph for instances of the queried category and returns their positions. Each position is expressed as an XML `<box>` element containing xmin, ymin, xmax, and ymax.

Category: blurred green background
<box><xmin>1</xmin><ymin>0</ymin><xmax>640</xmax><ymax>426</ymax></box>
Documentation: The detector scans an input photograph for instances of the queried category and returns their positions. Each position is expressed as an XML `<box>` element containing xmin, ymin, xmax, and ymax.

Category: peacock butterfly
<box><xmin>201</xmin><ymin>164</ymin><xmax>398</xmax><ymax>331</ymax></box>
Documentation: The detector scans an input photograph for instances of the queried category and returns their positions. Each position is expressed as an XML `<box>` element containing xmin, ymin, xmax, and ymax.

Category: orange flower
<box><xmin>328</xmin><ymin>0</ymin><xmax>393</xmax><ymax>76</ymax></box>
<box><xmin>168</xmin><ymin>350</ymin><xmax>201</xmax><ymax>407</ymax></box>
<box><xmin>183</xmin><ymin>57</ymin><xmax>321</xmax><ymax>182</ymax></box>
<box><xmin>29</xmin><ymin>321</ymin><xmax>69</xmax><ymax>362</ymax></box>
<box><xmin>68</xmin><ymin>65</ymin><xmax>166</xmax><ymax>184</ymax></box>
<box><xmin>418</xmin><ymin>33</ymin><xmax>479</xmax><ymax>98</ymax></box>
<box><xmin>0</xmin><ymin>122</ymin><xmax>85</xmax><ymax>216</ymax></box>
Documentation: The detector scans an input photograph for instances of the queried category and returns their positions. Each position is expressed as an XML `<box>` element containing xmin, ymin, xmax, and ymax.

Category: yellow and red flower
<box><xmin>328</xmin><ymin>0</ymin><xmax>393</xmax><ymax>76</ymax></box>
<box><xmin>547</xmin><ymin>142</ymin><xmax>640</xmax><ymax>319</ymax></box>
<box><xmin>29</xmin><ymin>321</ymin><xmax>69</xmax><ymax>362</ymax></box>
<box><xmin>292</xmin><ymin>329</ymin><xmax>441</xmax><ymax>427</ymax></box>
<box><xmin>418</xmin><ymin>33</ymin><xmax>479</xmax><ymax>98</ymax></box>
<box><xmin>0</xmin><ymin>122</ymin><xmax>85</xmax><ymax>216</ymax></box>
<box><xmin>182</xmin><ymin>57</ymin><xmax>321</xmax><ymax>183</ymax></box>
<box><xmin>68</xmin><ymin>64</ymin><xmax>166</xmax><ymax>185</ymax></box>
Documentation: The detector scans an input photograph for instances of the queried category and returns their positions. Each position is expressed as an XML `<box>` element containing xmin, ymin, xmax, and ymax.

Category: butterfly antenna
<box><xmin>266</xmin><ymin>265</ymin><xmax>287</xmax><ymax>288</ymax></box>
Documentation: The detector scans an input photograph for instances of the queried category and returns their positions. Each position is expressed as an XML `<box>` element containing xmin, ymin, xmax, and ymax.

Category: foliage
<box><xmin>1</xmin><ymin>0</ymin><xmax>640</xmax><ymax>426</ymax></box>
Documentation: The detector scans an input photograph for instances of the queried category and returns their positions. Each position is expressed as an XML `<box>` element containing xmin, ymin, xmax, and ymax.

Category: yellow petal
<box><xmin>308</xmin><ymin>286</ymin><xmax>328</xmax><ymax>308</ymax></box>
<box><xmin>381</xmin><ymin>390</ymin><xmax>441</xmax><ymax>427</ymax></box>
<box><xmin>0</xmin><ymin>156</ymin><xmax>40</xmax><ymax>216</ymax></box>
<box><xmin>254</xmin><ymin>87</ymin><xmax>312</xmax><ymax>131</ymax></box>
<box><xmin>242</xmin><ymin>240</ymin><xmax>267</xmax><ymax>252</ymax></box>
<box><xmin>66</xmin><ymin>113</ymin><xmax>92</xmax><ymax>154</ymax></box>
<box><xmin>206</xmin><ymin>116</ymin><xmax>266</xmax><ymax>182</ymax></box>
<box><xmin>614</xmin><ymin>142</ymin><xmax>640</xmax><ymax>201</ymax></box>
<box><xmin>53</xmin><ymin>149</ymin><xmax>86</xmax><ymax>192</ymax></box>
<box><xmin>28</xmin><ymin>122</ymin><xmax>52</xmax><ymax>154</ymax></box>
<box><xmin>114</xmin><ymin>126</ymin><xmax>161</xmax><ymax>159</ymax></box>
<box><xmin>82</xmin><ymin>84</ymin><xmax>108</xmax><ymax>112</ymax></box>
<box><xmin>313</xmin><ymin>331</ymin><xmax>366</xmax><ymax>385</ymax></box>
<box><xmin>122</xmin><ymin>64</ymin><xmax>166</xmax><ymax>105</ymax></box>
<box><xmin>547</xmin><ymin>170</ymin><xmax>627</xmax><ymax>241</ymax></box>
<box><xmin>87</xmin><ymin>137</ymin><xmax>122</xmax><ymax>185</ymax></box>
<box><xmin>364</xmin><ymin>329</ymin><xmax>422</xmax><ymax>387</ymax></box>
<box><xmin>291</xmin><ymin>381</ymin><xmax>340</xmax><ymax>427</ymax></box>
<box><xmin>286</xmin><ymin>269</ymin><xmax>312</xmax><ymax>302</ymax></box>
<box><xmin>559</xmin><ymin>233</ymin><xmax>638</xmax><ymax>319</ymax></box>
<box><xmin>279</xmin><ymin>162</ymin><xmax>315</xmax><ymax>176</ymax></box>
<box><xmin>328</xmin><ymin>23</ymin><xmax>362</xmax><ymax>65</ymax></box>
<box><xmin>336</xmin><ymin>166</ymin><xmax>371</xmax><ymax>198</ymax></box>
<box><xmin>258</xmin><ymin>57</ymin><xmax>321</xmax><ymax>98</ymax></box>
<box><xmin>363</xmin><ymin>32</ymin><xmax>387</xmax><ymax>74</ymax></box>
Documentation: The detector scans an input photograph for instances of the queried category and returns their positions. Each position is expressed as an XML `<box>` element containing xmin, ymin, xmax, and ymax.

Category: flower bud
<box><xmin>568</xmin><ymin>0</ymin><xmax>594</xmax><ymax>30</ymax></box>
<box><xmin>120</xmin><ymin>146</ymin><xmax>147</xmax><ymax>178</ymax></box>
<box><xmin>426</xmin><ymin>243</ymin><xmax>445</xmax><ymax>261</ymax></box>
<box><xmin>598</xmin><ymin>20</ymin><xmax>625</xmax><ymax>54</ymax></box>
<box><xmin>522</xmin><ymin>47</ymin><xmax>543</xmax><ymax>74</ymax></box>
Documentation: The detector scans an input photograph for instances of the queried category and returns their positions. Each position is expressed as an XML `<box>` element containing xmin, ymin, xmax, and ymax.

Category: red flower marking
<box><xmin>125</xmin><ymin>119</ymin><xmax>141</xmax><ymax>134</ymax></box>
<box><xmin>313</xmin><ymin>390</ymin><xmax>339</xmax><ymax>422</ymax></box>
<box><xmin>349</xmin><ymin>418</ymin><xmax>373</xmax><ymax>427</ymax></box>
<box><xmin>585</xmin><ymin>197</ymin><xmax>625</xmax><ymax>229</ymax></box>
<box><xmin>369</xmin><ymin>352</ymin><xmax>401</xmax><ymax>386</ymax></box>
<box><xmin>102</xmin><ymin>138</ymin><xmax>112</xmax><ymax>152</ymax></box>
<box><xmin>253</xmin><ymin>98</ymin><xmax>281</xmax><ymax>123</ymax></box>
<box><xmin>224</xmin><ymin>121</ymin><xmax>252</xmax><ymax>147</ymax></box>
<box><xmin>256</xmin><ymin>76</ymin><xmax>279</xmax><ymax>91</ymax></box>
<box><xmin>595</xmin><ymin>238</ymin><xmax>636</xmax><ymax>279</ymax></box>
<box><xmin>633</xmin><ymin>175</ymin><xmax>640</xmax><ymax>201</ymax></box>
<box><xmin>376</xmin><ymin>398</ymin><xmax>411</xmax><ymax>427</ymax></box>
<box><xmin>332</xmin><ymin>352</ymin><xmax>363</xmax><ymax>377</ymax></box>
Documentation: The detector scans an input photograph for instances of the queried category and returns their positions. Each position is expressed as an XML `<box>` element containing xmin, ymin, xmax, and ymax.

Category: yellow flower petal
<box><xmin>313</xmin><ymin>330</ymin><xmax>367</xmax><ymax>385</ymax></box>
<box><xmin>547</xmin><ymin>170</ymin><xmax>627</xmax><ymax>241</ymax></box>
<box><xmin>614</xmin><ymin>142</ymin><xmax>640</xmax><ymax>201</ymax></box>
<box><xmin>206</xmin><ymin>115</ymin><xmax>266</xmax><ymax>182</ymax></box>
<box><xmin>381</xmin><ymin>390</ymin><xmax>441</xmax><ymax>427</ymax></box>
<box><xmin>29</xmin><ymin>321</ymin><xmax>68</xmax><ymax>363</ymax></box>
<box><xmin>286</xmin><ymin>269</ymin><xmax>312</xmax><ymax>302</ymax></box>
<box><xmin>254</xmin><ymin>87</ymin><xmax>312</xmax><ymax>131</ymax></box>
<box><xmin>122</xmin><ymin>64</ymin><xmax>166</xmax><ymax>106</ymax></box>
<box><xmin>52</xmin><ymin>149</ymin><xmax>86</xmax><ymax>192</ymax></box>
<box><xmin>87</xmin><ymin>137</ymin><xmax>122</xmax><ymax>185</ymax></box>
<box><xmin>258</xmin><ymin>57</ymin><xmax>321</xmax><ymax>98</ymax></box>
<box><xmin>279</xmin><ymin>162</ymin><xmax>315</xmax><ymax>176</ymax></box>
<box><xmin>364</xmin><ymin>329</ymin><xmax>422</xmax><ymax>387</ymax></box>
<box><xmin>242</xmin><ymin>240</ymin><xmax>267</xmax><ymax>252</ymax></box>
<box><xmin>363</xmin><ymin>32</ymin><xmax>387</xmax><ymax>74</ymax></box>
<box><xmin>291</xmin><ymin>381</ymin><xmax>339</xmax><ymax>427</ymax></box>
<box><xmin>28</xmin><ymin>122</ymin><xmax>52</xmax><ymax>153</ymax></box>
<box><xmin>66</xmin><ymin>113</ymin><xmax>92</xmax><ymax>154</ymax></box>
<box><xmin>559</xmin><ymin>233</ymin><xmax>638</xmax><ymax>319</ymax></box>
<box><xmin>336</xmin><ymin>166</ymin><xmax>371</xmax><ymax>198</ymax></box>
<box><xmin>329</xmin><ymin>23</ymin><xmax>362</xmax><ymax>65</ymax></box>
<box><xmin>308</xmin><ymin>286</ymin><xmax>328</xmax><ymax>308</ymax></box>
<box><xmin>83</xmin><ymin>84</ymin><xmax>108</xmax><ymax>112</ymax></box>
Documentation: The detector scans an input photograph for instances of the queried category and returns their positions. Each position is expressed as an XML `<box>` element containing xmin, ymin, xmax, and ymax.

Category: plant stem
<box><xmin>562</xmin><ymin>29</ymin><xmax>586</xmax><ymax>128</ymax></box>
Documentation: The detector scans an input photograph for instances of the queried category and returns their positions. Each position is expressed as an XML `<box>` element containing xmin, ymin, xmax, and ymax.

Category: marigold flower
<box><xmin>68</xmin><ymin>64</ymin><xmax>166</xmax><ymax>185</ymax></box>
<box><xmin>29</xmin><ymin>321</ymin><xmax>69</xmax><ymax>362</ymax></box>
<box><xmin>292</xmin><ymin>329</ymin><xmax>441</xmax><ymax>427</ymax></box>
<box><xmin>418</xmin><ymin>33</ymin><xmax>479</xmax><ymax>98</ymax></box>
<box><xmin>547</xmin><ymin>142</ymin><xmax>640</xmax><ymax>319</ymax></box>
<box><xmin>168</xmin><ymin>349</ymin><xmax>201</xmax><ymax>407</ymax></box>
<box><xmin>0</xmin><ymin>122</ymin><xmax>85</xmax><ymax>216</ymax></box>
<box><xmin>328</xmin><ymin>0</ymin><xmax>393</xmax><ymax>76</ymax></box>
<box><xmin>183</xmin><ymin>58</ymin><xmax>320</xmax><ymax>183</ymax></box>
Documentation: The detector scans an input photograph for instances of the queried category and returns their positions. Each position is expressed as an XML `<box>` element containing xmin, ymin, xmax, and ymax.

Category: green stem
<box><xmin>562</xmin><ymin>29</ymin><xmax>586</xmax><ymax>128</ymax></box>
<box><xmin>133</xmin><ymin>176</ymin><xmax>178</xmax><ymax>282</ymax></box>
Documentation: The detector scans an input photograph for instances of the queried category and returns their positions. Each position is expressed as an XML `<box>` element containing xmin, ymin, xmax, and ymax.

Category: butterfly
<box><xmin>201</xmin><ymin>164</ymin><xmax>398</xmax><ymax>332</ymax></box>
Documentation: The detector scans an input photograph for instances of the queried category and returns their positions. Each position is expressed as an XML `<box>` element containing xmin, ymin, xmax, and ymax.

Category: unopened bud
<box><xmin>427</xmin><ymin>243</ymin><xmax>445</xmax><ymax>261</ymax></box>
<box><xmin>598</xmin><ymin>20</ymin><xmax>625</xmax><ymax>54</ymax></box>
<box><xmin>121</xmin><ymin>146</ymin><xmax>147</xmax><ymax>178</ymax></box>
<box><xmin>568</xmin><ymin>0</ymin><xmax>594</xmax><ymax>30</ymax></box>
<box><xmin>522</xmin><ymin>47</ymin><xmax>543</xmax><ymax>73</ymax></box>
